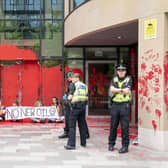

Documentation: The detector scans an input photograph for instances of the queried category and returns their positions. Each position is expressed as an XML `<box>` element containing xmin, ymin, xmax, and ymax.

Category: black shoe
<box><xmin>64</xmin><ymin>145</ymin><xmax>75</xmax><ymax>150</ymax></box>
<box><xmin>58</xmin><ymin>133</ymin><xmax>68</xmax><ymax>139</ymax></box>
<box><xmin>118</xmin><ymin>146</ymin><xmax>128</xmax><ymax>153</ymax></box>
<box><xmin>81</xmin><ymin>143</ymin><xmax>86</xmax><ymax>147</ymax></box>
<box><xmin>108</xmin><ymin>145</ymin><xmax>114</xmax><ymax>151</ymax></box>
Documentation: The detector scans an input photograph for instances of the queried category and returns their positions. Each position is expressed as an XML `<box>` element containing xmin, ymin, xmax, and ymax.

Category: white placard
<box><xmin>5</xmin><ymin>106</ymin><xmax>59</xmax><ymax>120</ymax></box>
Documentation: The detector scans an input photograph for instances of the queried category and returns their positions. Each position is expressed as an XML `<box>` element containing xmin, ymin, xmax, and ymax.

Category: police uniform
<box><xmin>108</xmin><ymin>65</ymin><xmax>132</xmax><ymax>153</ymax></box>
<box><xmin>65</xmin><ymin>80</ymin><xmax>88</xmax><ymax>149</ymax></box>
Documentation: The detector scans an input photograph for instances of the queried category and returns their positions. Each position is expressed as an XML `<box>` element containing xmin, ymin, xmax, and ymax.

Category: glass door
<box><xmin>86</xmin><ymin>61</ymin><xmax>117</xmax><ymax>116</ymax></box>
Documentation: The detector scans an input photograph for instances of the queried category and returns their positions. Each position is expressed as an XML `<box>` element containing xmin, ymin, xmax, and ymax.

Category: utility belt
<box><xmin>112</xmin><ymin>101</ymin><xmax>130</xmax><ymax>105</ymax></box>
<box><xmin>71</xmin><ymin>101</ymin><xmax>87</xmax><ymax>109</ymax></box>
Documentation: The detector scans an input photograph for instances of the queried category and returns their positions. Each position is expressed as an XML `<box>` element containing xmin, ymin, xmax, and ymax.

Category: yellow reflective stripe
<box><xmin>112</xmin><ymin>94</ymin><xmax>131</xmax><ymax>102</ymax></box>
<box><xmin>71</xmin><ymin>81</ymin><xmax>88</xmax><ymax>103</ymax></box>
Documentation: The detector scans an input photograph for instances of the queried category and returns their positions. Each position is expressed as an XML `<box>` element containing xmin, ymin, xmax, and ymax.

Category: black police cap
<box><xmin>65</xmin><ymin>70</ymin><xmax>73</xmax><ymax>79</ymax></box>
<box><xmin>116</xmin><ymin>64</ymin><xmax>127</xmax><ymax>71</ymax></box>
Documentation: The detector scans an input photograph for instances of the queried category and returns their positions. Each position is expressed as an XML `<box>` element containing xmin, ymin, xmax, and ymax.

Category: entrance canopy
<box><xmin>65</xmin><ymin>20</ymin><xmax>138</xmax><ymax>46</ymax></box>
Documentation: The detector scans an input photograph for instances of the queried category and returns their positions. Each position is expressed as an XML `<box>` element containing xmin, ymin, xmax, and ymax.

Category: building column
<box><xmin>138</xmin><ymin>13</ymin><xmax>168</xmax><ymax>151</ymax></box>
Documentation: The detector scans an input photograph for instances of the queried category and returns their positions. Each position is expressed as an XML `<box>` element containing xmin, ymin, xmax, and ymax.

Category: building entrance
<box><xmin>86</xmin><ymin>61</ymin><xmax>117</xmax><ymax>116</ymax></box>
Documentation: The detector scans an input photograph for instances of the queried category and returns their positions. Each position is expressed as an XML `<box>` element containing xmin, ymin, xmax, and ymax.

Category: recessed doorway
<box><xmin>86</xmin><ymin>61</ymin><xmax>117</xmax><ymax>116</ymax></box>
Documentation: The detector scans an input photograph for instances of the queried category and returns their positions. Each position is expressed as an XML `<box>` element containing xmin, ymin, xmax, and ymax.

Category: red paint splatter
<box><xmin>148</xmin><ymin>71</ymin><xmax>154</xmax><ymax>80</ymax></box>
<box><xmin>138</xmin><ymin>118</ymin><xmax>142</xmax><ymax>126</ymax></box>
<box><xmin>144</xmin><ymin>49</ymin><xmax>153</xmax><ymax>55</ymax></box>
<box><xmin>152</xmin><ymin>120</ymin><xmax>157</xmax><ymax>135</ymax></box>
<box><xmin>164</xmin><ymin>53</ymin><xmax>168</xmax><ymax>118</ymax></box>
<box><xmin>0</xmin><ymin>44</ymin><xmax>37</xmax><ymax>60</ymax></box>
<box><xmin>146</xmin><ymin>106</ymin><xmax>151</xmax><ymax>113</ymax></box>
<box><xmin>154</xmin><ymin>87</ymin><xmax>160</xmax><ymax>93</ymax></box>
<box><xmin>141</xmin><ymin>63</ymin><xmax>146</xmax><ymax>71</ymax></box>
<box><xmin>138</xmin><ymin>77</ymin><xmax>148</xmax><ymax>97</ymax></box>
<box><xmin>155</xmin><ymin>109</ymin><xmax>161</xmax><ymax>128</ymax></box>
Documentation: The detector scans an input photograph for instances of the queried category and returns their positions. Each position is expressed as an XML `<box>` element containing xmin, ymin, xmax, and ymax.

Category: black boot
<box><xmin>118</xmin><ymin>146</ymin><xmax>128</xmax><ymax>153</ymax></box>
<box><xmin>64</xmin><ymin>145</ymin><xmax>75</xmax><ymax>150</ymax></box>
<box><xmin>58</xmin><ymin>132</ymin><xmax>68</xmax><ymax>139</ymax></box>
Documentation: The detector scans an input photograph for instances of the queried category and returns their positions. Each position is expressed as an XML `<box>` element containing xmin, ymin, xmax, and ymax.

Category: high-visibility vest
<box><xmin>112</xmin><ymin>76</ymin><xmax>132</xmax><ymax>103</ymax></box>
<box><xmin>71</xmin><ymin>81</ymin><xmax>88</xmax><ymax>103</ymax></box>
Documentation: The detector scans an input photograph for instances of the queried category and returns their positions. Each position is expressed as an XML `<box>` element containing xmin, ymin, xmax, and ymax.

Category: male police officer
<box><xmin>108</xmin><ymin>64</ymin><xmax>132</xmax><ymax>153</ymax></box>
<box><xmin>64</xmin><ymin>73</ymin><xmax>88</xmax><ymax>150</ymax></box>
<box><xmin>58</xmin><ymin>70</ymin><xmax>74</xmax><ymax>138</ymax></box>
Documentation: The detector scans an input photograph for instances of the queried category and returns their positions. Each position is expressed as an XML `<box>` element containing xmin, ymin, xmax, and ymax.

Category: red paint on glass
<box><xmin>0</xmin><ymin>44</ymin><xmax>36</xmax><ymax>60</ymax></box>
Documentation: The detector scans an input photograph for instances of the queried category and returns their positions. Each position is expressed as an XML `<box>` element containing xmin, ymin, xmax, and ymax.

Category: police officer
<box><xmin>64</xmin><ymin>73</ymin><xmax>88</xmax><ymax>150</ymax></box>
<box><xmin>108</xmin><ymin>64</ymin><xmax>132</xmax><ymax>153</ymax></box>
<box><xmin>58</xmin><ymin>70</ymin><xmax>74</xmax><ymax>138</ymax></box>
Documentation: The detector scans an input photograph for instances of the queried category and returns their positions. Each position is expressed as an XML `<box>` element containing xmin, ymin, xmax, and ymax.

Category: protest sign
<box><xmin>5</xmin><ymin>106</ymin><xmax>59</xmax><ymax>120</ymax></box>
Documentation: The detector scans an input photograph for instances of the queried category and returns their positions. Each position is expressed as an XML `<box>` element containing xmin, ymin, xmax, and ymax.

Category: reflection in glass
<box><xmin>86</xmin><ymin>47</ymin><xmax>117</xmax><ymax>59</ymax></box>
<box><xmin>73</xmin><ymin>0</ymin><xmax>88</xmax><ymax>8</ymax></box>
<box><xmin>1</xmin><ymin>20</ymin><xmax>41</xmax><ymax>39</ymax></box>
<box><xmin>65</xmin><ymin>48</ymin><xmax>83</xmax><ymax>58</ymax></box>
<box><xmin>41</xmin><ymin>20</ymin><xmax>63</xmax><ymax>58</ymax></box>
<box><xmin>120</xmin><ymin>47</ymin><xmax>129</xmax><ymax>64</ymax></box>
<box><xmin>65</xmin><ymin>60</ymin><xmax>84</xmax><ymax>78</ymax></box>
<box><xmin>3</xmin><ymin>0</ymin><xmax>43</xmax><ymax>19</ymax></box>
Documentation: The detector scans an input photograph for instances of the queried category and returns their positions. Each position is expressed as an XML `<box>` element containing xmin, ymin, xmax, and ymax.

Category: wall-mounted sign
<box><xmin>144</xmin><ymin>19</ymin><xmax>157</xmax><ymax>40</ymax></box>
<box><xmin>94</xmin><ymin>50</ymin><xmax>103</xmax><ymax>57</ymax></box>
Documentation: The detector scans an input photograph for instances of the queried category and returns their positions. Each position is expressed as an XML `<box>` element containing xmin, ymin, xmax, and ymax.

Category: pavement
<box><xmin>0</xmin><ymin>117</ymin><xmax>168</xmax><ymax>168</ymax></box>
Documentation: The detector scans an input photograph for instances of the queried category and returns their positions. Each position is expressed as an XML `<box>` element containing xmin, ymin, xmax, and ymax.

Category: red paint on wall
<box><xmin>148</xmin><ymin>71</ymin><xmax>154</xmax><ymax>80</ymax></box>
<box><xmin>138</xmin><ymin>76</ymin><xmax>148</xmax><ymax>97</ymax></box>
<box><xmin>138</xmin><ymin>118</ymin><xmax>142</xmax><ymax>126</ymax></box>
<box><xmin>164</xmin><ymin>52</ymin><xmax>168</xmax><ymax>118</ymax></box>
<box><xmin>152</xmin><ymin>120</ymin><xmax>157</xmax><ymax>135</ymax></box>
<box><xmin>141</xmin><ymin>62</ymin><xmax>146</xmax><ymax>71</ymax></box>
<box><xmin>146</xmin><ymin>106</ymin><xmax>151</xmax><ymax>113</ymax></box>
<box><xmin>155</xmin><ymin>109</ymin><xmax>161</xmax><ymax>128</ymax></box>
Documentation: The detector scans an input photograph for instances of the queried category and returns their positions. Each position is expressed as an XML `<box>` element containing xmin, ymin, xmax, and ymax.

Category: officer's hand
<box><xmin>122</xmin><ymin>88</ymin><xmax>130</xmax><ymax>94</ymax></box>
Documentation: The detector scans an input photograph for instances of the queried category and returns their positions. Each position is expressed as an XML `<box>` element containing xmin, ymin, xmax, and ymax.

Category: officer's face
<box><xmin>117</xmin><ymin>69</ymin><xmax>126</xmax><ymax>78</ymax></box>
<box><xmin>52</xmin><ymin>98</ymin><xmax>57</xmax><ymax>104</ymax></box>
<box><xmin>72</xmin><ymin>77</ymin><xmax>78</xmax><ymax>83</ymax></box>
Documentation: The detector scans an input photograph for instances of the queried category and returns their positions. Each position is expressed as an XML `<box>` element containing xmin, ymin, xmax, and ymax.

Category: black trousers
<box><xmin>64</xmin><ymin>103</ymin><xmax>70</xmax><ymax>134</ymax></box>
<box><xmin>109</xmin><ymin>103</ymin><xmax>130</xmax><ymax>147</ymax></box>
<box><xmin>67</xmin><ymin>105</ymin><xmax>87</xmax><ymax>147</ymax></box>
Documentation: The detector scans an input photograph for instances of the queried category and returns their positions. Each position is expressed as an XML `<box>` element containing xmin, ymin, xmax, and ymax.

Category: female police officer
<box><xmin>108</xmin><ymin>64</ymin><xmax>132</xmax><ymax>153</ymax></box>
<box><xmin>64</xmin><ymin>73</ymin><xmax>89</xmax><ymax>150</ymax></box>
